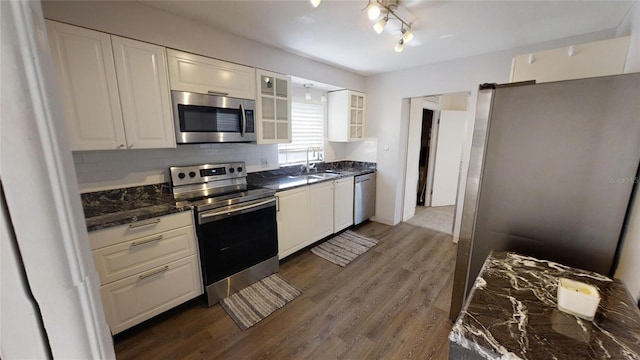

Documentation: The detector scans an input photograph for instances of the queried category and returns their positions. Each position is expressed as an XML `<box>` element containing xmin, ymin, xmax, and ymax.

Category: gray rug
<box><xmin>220</xmin><ymin>274</ymin><xmax>301</xmax><ymax>330</ymax></box>
<box><xmin>310</xmin><ymin>230</ymin><xmax>378</xmax><ymax>267</ymax></box>
<box><xmin>406</xmin><ymin>205</ymin><xmax>454</xmax><ymax>234</ymax></box>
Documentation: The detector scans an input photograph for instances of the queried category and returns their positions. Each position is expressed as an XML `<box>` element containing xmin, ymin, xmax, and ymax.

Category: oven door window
<box><xmin>197</xmin><ymin>205</ymin><xmax>278</xmax><ymax>285</ymax></box>
<box><xmin>178</xmin><ymin>104</ymin><xmax>242</xmax><ymax>133</ymax></box>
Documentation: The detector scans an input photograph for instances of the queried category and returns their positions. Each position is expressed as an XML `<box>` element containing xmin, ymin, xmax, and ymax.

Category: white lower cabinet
<box><xmin>333</xmin><ymin>177</ymin><xmax>355</xmax><ymax>232</ymax></box>
<box><xmin>309</xmin><ymin>181</ymin><xmax>334</xmax><ymax>241</ymax></box>
<box><xmin>277</xmin><ymin>176</ymin><xmax>355</xmax><ymax>260</ymax></box>
<box><xmin>88</xmin><ymin>211</ymin><xmax>202</xmax><ymax>334</ymax></box>
<box><xmin>100</xmin><ymin>255</ymin><xmax>201</xmax><ymax>335</ymax></box>
<box><xmin>276</xmin><ymin>187</ymin><xmax>310</xmax><ymax>259</ymax></box>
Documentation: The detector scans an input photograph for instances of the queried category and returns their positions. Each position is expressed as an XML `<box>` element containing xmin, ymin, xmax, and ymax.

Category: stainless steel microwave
<box><xmin>172</xmin><ymin>91</ymin><xmax>257</xmax><ymax>143</ymax></box>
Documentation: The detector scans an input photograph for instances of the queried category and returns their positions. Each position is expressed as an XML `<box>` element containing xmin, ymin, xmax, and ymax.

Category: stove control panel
<box><xmin>170</xmin><ymin>162</ymin><xmax>247</xmax><ymax>186</ymax></box>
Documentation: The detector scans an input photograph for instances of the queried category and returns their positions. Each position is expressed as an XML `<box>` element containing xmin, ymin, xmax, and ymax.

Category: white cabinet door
<box><xmin>46</xmin><ymin>20</ymin><xmax>126</xmax><ymax>151</ymax></box>
<box><xmin>255</xmin><ymin>69</ymin><xmax>291</xmax><ymax>144</ymax></box>
<box><xmin>334</xmin><ymin>176</ymin><xmax>355</xmax><ymax>232</ymax></box>
<box><xmin>309</xmin><ymin>181</ymin><xmax>334</xmax><ymax>241</ymax></box>
<box><xmin>166</xmin><ymin>49</ymin><xmax>256</xmax><ymax>99</ymax></box>
<box><xmin>276</xmin><ymin>187</ymin><xmax>310</xmax><ymax>259</ymax></box>
<box><xmin>100</xmin><ymin>255</ymin><xmax>202</xmax><ymax>335</ymax></box>
<box><xmin>328</xmin><ymin>90</ymin><xmax>365</xmax><ymax>142</ymax></box>
<box><xmin>112</xmin><ymin>36</ymin><xmax>176</xmax><ymax>149</ymax></box>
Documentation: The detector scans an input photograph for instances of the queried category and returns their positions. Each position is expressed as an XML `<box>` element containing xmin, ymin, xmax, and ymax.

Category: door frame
<box><xmin>2</xmin><ymin>1</ymin><xmax>115</xmax><ymax>358</ymax></box>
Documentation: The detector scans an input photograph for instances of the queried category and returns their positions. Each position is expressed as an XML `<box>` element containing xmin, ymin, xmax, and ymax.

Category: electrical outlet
<box><xmin>261</xmin><ymin>158</ymin><xmax>269</xmax><ymax>168</ymax></box>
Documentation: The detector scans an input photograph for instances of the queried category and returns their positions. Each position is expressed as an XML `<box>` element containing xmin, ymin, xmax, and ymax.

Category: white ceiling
<box><xmin>141</xmin><ymin>0</ymin><xmax>633</xmax><ymax>76</ymax></box>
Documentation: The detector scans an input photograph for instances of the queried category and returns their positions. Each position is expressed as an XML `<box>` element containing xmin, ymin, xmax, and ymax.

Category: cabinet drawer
<box><xmin>89</xmin><ymin>211</ymin><xmax>192</xmax><ymax>250</ymax></box>
<box><xmin>100</xmin><ymin>255</ymin><xmax>203</xmax><ymax>335</ymax></box>
<box><xmin>93</xmin><ymin>225</ymin><xmax>197</xmax><ymax>284</ymax></box>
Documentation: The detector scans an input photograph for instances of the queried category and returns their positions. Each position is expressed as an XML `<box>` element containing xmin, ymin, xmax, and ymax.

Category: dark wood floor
<box><xmin>114</xmin><ymin>221</ymin><xmax>458</xmax><ymax>360</ymax></box>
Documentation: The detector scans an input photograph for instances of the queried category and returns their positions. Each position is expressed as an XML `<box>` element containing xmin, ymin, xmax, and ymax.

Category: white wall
<box><xmin>42</xmin><ymin>0</ymin><xmax>367</xmax><ymax>192</ymax></box>
<box><xmin>614</xmin><ymin>2</ymin><xmax>640</xmax><ymax>303</ymax></box>
<box><xmin>365</xmin><ymin>28</ymin><xmax>619</xmax><ymax>226</ymax></box>
<box><xmin>72</xmin><ymin>144</ymin><xmax>279</xmax><ymax>192</ymax></box>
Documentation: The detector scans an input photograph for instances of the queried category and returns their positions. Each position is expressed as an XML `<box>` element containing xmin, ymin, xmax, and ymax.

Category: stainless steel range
<box><xmin>170</xmin><ymin>162</ymin><xmax>278</xmax><ymax>306</ymax></box>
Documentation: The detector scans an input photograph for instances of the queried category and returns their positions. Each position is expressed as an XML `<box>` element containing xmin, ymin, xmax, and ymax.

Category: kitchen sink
<box><xmin>309</xmin><ymin>173</ymin><xmax>340</xmax><ymax>179</ymax></box>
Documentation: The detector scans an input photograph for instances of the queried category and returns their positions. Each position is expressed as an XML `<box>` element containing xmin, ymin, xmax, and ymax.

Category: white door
<box><xmin>112</xmin><ymin>36</ymin><xmax>175</xmax><ymax>149</ymax></box>
<box><xmin>431</xmin><ymin>110</ymin><xmax>467</xmax><ymax>206</ymax></box>
<box><xmin>46</xmin><ymin>20</ymin><xmax>126</xmax><ymax>151</ymax></box>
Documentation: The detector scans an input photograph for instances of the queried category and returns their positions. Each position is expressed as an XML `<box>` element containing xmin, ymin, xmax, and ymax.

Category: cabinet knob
<box><xmin>128</xmin><ymin>144</ymin><xmax>134</xmax><ymax>149</ymax></box>
<box><xmin>117</xmin><ymin>144</ymin><xmax>125</xmax><ymax>149</ymax></box>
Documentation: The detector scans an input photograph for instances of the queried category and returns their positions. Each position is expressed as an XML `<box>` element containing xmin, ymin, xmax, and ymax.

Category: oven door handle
<box><xmin>199</xmin><ymin>198</ymin><xmax>275</xmax><ymax>224</ymax></box>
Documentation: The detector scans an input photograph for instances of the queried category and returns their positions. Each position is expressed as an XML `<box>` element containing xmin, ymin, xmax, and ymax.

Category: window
<box><xmin>278</xmin><ymin>99</ymin><xmax>324</xmax><ymax>166</ymax></box>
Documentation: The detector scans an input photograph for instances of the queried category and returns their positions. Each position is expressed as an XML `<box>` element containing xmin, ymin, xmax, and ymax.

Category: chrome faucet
<box><xmin>306</xmin><ymin>146</ymin><xmax>319</xmax><ymax>173</ymax></box>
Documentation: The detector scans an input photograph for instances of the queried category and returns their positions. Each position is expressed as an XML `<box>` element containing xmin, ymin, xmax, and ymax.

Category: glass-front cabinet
<box><xmin>328</xmin><ymin>90</ymin><xmax>366</xmax><ymax>142</ymax></box>
<box><xmin>349</xmin><ymin>92</ymin><xmax>365</xmax><ymax>140</ymax></box>
<box><xmin>256</xmin><ymin>69</ymin><xmax>291</xmax><ymax>144</ymax></box>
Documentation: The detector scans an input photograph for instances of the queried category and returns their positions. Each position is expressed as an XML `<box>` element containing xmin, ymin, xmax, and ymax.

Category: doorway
<box><xmin>402</xmin><ymin>93</ymin><xmax>469</xmax><ymax>236</ymax></box>
<box><xmin>417</xmin><ymin>109</ymin><xmax>433</xmax><ymax>206</ymax></box>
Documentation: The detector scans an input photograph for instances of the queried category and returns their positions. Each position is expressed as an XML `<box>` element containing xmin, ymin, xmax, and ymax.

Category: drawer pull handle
<box><xmin>138</xmin><ymin>266</ymin><xmax>169</xmax><ymax>280</ymax></box>
<box><xmin>131</xmin><ymin>235</ymin><xmax>163</xmax><ymax>247</ymax></box>
<box><xmin>129</xmin><ymin>218</ymin><xmax>161</xmax><ymax>229</ymax></box>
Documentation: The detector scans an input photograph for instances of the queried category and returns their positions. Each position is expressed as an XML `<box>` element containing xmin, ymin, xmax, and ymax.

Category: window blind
<box><xmin>278</xmin><ymin>100</ymin><xmax>324</xmax><ymax>165</ymax></box>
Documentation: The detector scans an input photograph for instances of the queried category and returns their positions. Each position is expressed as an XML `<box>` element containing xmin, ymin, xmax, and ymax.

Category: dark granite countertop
<box><xmin>247</xmin><ymin>161</ymin><xmax>375</xmax><ymax>192</ymax></box>
<box><xmin>449</xmin><ymin>251</ymin><xmax>640</xmax><ymax>359</ymax></box>
<box><xmin>82</xmin><ymin>183</ymin><xmax>190</xmax><ymax>232</ymax></box>
<box><xmin>82</xmin><ymin>162</ymin><xmax>376</xmax><ymax>232</ymax></box>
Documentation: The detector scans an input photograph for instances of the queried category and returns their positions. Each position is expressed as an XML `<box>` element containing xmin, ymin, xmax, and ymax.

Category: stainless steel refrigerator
<box><xmin>450</xmin><ymin>73</ymin><xmax>640</xmax><ymax>320</ymax></box>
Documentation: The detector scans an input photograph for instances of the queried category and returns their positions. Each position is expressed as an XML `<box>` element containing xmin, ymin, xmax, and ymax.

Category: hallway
<box><xmin>406</xmin><ymin>206</ymin><xmax>455</xmax><ymax>235</ymax></box>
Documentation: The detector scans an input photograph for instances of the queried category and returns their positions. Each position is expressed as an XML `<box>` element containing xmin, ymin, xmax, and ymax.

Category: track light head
<box><xmin>373</xmin><ymin>16</ymin><xmax>388</xmax><ymax>34</ymax></box>
<box><xmin>394</xmin><ymin>39</ymin><xmax>404</xmax><ymax>53</ymax></box>
<box><xmin>310</xmin><ymin>0</ymin><xmax>321</xmax><ymax>8</ymax></box>
<box><xmin>366</xmin><ymin>1</ymin><xmax>381</xmax><ymax>20</ymax></box>
<box><xmin>401</xmin><ymin>28</ymin><xmax>414</xmax><ymax>44</ymax></box>
<box><xmin>304</xmin><ymin>84</ymin><xmax>313</xmax><ymax>100</ymax></box>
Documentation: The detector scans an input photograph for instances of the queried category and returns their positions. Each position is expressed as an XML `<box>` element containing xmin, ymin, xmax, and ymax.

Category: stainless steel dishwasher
<box><xmin>354</xmin><ymin>172</ymin><xmax>376</xmax><ymax>225</ymax></box>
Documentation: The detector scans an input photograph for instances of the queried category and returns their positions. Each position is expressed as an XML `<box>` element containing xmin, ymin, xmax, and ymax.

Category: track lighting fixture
<box><xmin>365</xmin><ymin>0</ymin><xmax>415</xmax><ymax>52</ymax></box>
<box><xmin>310</xmin><ymin>0</ymin><xmax>321</xmax><ymax>8</ymax></box>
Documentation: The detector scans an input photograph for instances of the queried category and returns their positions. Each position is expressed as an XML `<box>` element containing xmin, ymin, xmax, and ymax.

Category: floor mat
<box><xmin>220</xmin><ymin>273</ymin><xmax>301</xmax><ymax>330</ymax></box>
<box><xmin>310</xmin><ymin>230</ymin><xmax>378</xmax><ymax>267</ymax></box>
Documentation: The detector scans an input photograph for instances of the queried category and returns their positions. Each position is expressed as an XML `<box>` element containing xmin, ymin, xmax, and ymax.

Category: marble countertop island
<box><xmin>449</xmin><ymin>251</ymin><xmax>640</xmax><ymax>359</ymax></box>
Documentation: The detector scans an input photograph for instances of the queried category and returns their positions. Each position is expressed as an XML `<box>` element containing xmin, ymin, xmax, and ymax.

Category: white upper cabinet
<box><xmin>166</xmin><ymin>49</ymin><xmax>256</xmax><ymax>99</ymax></box>
<box><xmin>46</xmin><ymin>20</ymin><xmax>126</xmax><ymax>150</ymax></box>
<box><xmin>112</xmin><ymin>36</ymin><xmax>175</xmax><ymax>149</ymax></box>
<box><xmin>328</xmin><ymin>90</ymin><xmax>365</xmax><ymax>142</ymax></box>
<box><xmin>46</xmin><ymin>20</ymin><xmax>176</xmax><ymax>150</ymax></box>
<box><xmin>255</xmin><ymin>69</ymin><xmax>292</xmax><ymax>144</ymax></box>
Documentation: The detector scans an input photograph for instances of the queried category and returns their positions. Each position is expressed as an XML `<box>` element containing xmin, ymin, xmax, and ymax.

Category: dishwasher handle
<box><xmin>355</xmin><ymin>173</ymin><xmax>375</xmax><ymax>184</ymax></box>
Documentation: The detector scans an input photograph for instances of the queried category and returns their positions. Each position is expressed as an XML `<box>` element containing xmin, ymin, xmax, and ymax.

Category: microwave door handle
<box><xmin>240</xmin><ymin>103</ymin><xmax>246</xmax><ymax>137</ymax></box>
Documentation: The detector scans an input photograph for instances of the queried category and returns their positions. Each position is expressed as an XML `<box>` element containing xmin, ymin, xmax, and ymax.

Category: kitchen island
<box><xmin>449</xmin><ymin>251</ymin><xmax>640</xmax><ymax>359</ymax></box>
